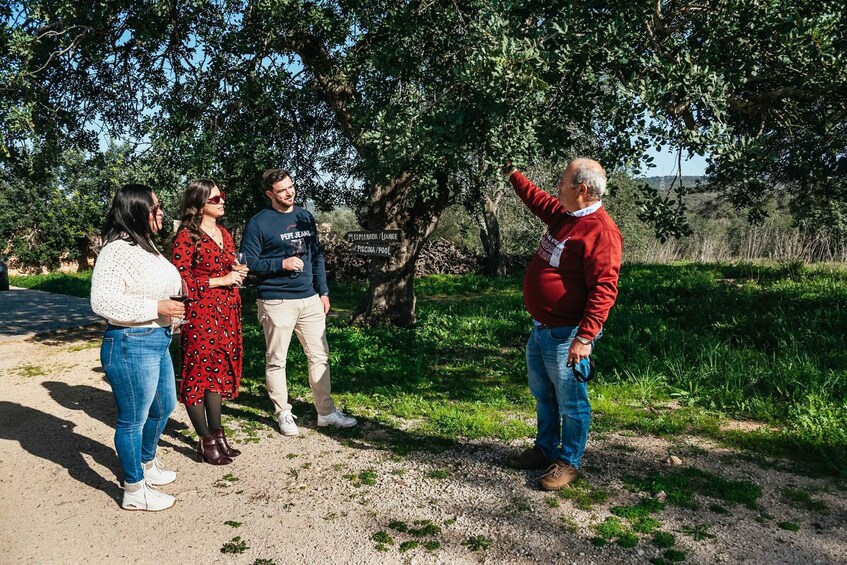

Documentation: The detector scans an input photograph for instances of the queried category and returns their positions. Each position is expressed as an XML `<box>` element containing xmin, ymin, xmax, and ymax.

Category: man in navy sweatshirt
<box><xmin>240</xmin><ymin>168</ymin><xmax>357</xmax><ymax>435</ymax></box>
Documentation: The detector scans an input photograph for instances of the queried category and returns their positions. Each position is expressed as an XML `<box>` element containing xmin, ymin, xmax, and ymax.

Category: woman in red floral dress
<box><xmin>171</xmin><ymin>179</ymin><xmax>247</xmax><ymax>465</ymax></box>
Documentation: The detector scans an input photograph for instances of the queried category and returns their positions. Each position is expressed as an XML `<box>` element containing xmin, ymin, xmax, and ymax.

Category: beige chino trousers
<box><xmin>257</xmin><ymin>294</ymin><xmax>335</xmax><ymax>417</ymax></box>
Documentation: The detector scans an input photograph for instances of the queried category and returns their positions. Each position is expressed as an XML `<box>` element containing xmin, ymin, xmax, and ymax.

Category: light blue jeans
<box><xmin>526</xmin><ymin>325</ymin><xmax>595</xmax><ymax>469</ymax></box>
<box><xmin>101</xmin><ymin>325</ymin><xmax>177</xmax><ymax>484</ymax></box>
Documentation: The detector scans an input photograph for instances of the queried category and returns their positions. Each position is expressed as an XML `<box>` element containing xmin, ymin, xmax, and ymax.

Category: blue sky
<box><xmin>642</xmin><ymin>146</ymin><xmax>709</xmax><ymax>178</ymax></box>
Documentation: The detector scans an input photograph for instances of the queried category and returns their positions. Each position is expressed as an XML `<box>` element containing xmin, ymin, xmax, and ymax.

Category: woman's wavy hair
<box><xmin>101</xmin><ymin>184</ymin><xmax>159</xmax><ymax>255</ymax></box>
<box><xmin>176</xmin><ymin>178</ymin><xmax>218</xmax><ymax>249</ymax></box>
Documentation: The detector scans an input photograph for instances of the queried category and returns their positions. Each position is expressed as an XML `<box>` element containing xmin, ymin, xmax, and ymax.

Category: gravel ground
<box><xmin>1</xmin><ymin>326</ymin><xmax>845</xmax><ymax>564</ymax></box>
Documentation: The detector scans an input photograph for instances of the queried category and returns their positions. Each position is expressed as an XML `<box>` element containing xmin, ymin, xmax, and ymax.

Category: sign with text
<box><xmin>345</xmin><ymin>230</ymin><xmax>401</xmax><ymax>257</ymax></box>
<box><xmin>351</xmin><ymin>243</ymin><xmax>394</xmax><ymax>257</ymax></box>
<box><xmin>344</xmin><ymin>230</ymin><xmax>402</xmax><ymax>243</ymax></box>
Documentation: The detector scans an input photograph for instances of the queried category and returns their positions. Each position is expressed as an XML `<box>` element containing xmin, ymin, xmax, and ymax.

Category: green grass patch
<box><xmin>462</xmin><ymin>535</ymin><xmax>492</xmax><ymax>551</ymax></box>
<box><xmin>18</xmin><ymin>264</ymin><xmax>847</xmax><ymax>474</ymax></box>
<box><xmin>662</xmin><ymin>549</ymin><xmax>687</xmax><ymax>562</ymax></box>
<box><xmin>220</xmin><ymin>536</ymin><xmax>248</xmax><ymax>554</ymax></box>
<box><xmin>593</xmin><ymin>516</ymin><xmax>639</xmax><ymax>547</ymax></box>
<box><xmin>679</xmin><ymin>524</ymin><xmax>716</xmax><ymax>542</ymax></box>
<box><xmin>780</xmin><ymin>487</ymin><xmax>829</xmax><ymax>514</ymax></box>
<box><xmin>13</xmin><ymin>365</ymin><xmax>47</xmax><ymax>378</ymax></box>
<box><xmin>344</xmin><ymin>470</ymin><xmax>378</xmax><ymax>487</ymax></box>
<box><xmin>399</xmin><ymin>540</ymin><xmax>418</xmax><ymax>552</ymax></box>
<box><xmin>371</xmin><ymin>531</ymin><xmax>394</xmax><ymax>546</ymax></box>
<box><xmin>10</xmin><ymin>271</ymin><xmax>92</xmax><ymax>298</ymax></box>
<box><xmin>623</xmin><ymin>467</ymin><xmax>762</xmax><ymax>509</ymax></box>
<box><xmin>777</xmin><ymin>521</ymin><xmax>800</xmax><ymax>531</ymax></box>
<box><xmin>556</xmin><ymin>477</ymin><xmax>609</xmax><ymax>510</ymax></box>
<box><xmin>652</xmin><ymin>531</ymin><xmax>676</xmax><ymax>548</ymax></box>
<box><xmin>408</xmin><ymin>520</ymin><xmax>441</xmax><ymax>537</ymax></box>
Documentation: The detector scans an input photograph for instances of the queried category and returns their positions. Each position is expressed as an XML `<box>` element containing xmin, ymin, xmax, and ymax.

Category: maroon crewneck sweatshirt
<box><xmin>510</xmin><ymin>171</ymin><xmax>623</xmax><ymax>340</ymax></box>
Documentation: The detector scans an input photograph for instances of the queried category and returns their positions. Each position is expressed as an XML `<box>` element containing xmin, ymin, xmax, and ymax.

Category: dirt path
<box><xmin>1</xmin><ymin>326</ymin><xmax>845</xmax><ymax>564</ymax></box>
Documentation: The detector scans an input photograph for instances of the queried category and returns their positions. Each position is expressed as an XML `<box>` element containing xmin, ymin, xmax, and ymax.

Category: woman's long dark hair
<box><xmin>177</xmin><ymin>179</ymin><xmax>218</xmax><ymax>249</ymax></box>
<box><xmin>101</xmin><ymin>184</ymin><xmax>159</xmax><ymax>255</ymax></box>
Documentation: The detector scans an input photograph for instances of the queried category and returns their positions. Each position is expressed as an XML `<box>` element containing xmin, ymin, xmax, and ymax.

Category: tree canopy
<box><xmin>2</xmin><ymin>0</ymin><xmax>844</xmax><ymax>320</ymax></box>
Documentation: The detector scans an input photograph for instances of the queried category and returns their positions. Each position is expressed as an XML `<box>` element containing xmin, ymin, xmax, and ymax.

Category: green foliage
<box><xmin>388</xmin><ymin>520</ymin><xmax>407</xmax><ymax>533</ymax></box>
<box><xmin>0</xmin><ymin>144</ymin><xmax>179</xmax><ymax>271</ymax></box>
<box><xmin>462</xmin><ymin>535</ymin><xmax>491</xmax><ymax>552</ymax></box>
<box><xmin>679</xmin><ymin>524</ymin><xmax>716</xmax><ymax>542</ymax></box>
<box><xmin>780</xmin><ymin>488</ymin><xmax>829</xmax><ymax>514</ymax></box>
<box><xmin>624</xmin><ymin>467</ymin><xmax>762</xmax><ymax>510</ymax></box>
<box><xmin>777</xmin><ymin>521</ymin><xmax>800</xmax><ymax>531</ymax></box>
<box><xmin>663</xmin><ymin>549</ymin><xmax>687</xmax><ymax>562</ymax></box>
<box><xmin>14</xmin><ymin>265</ymin><xmax>847</xmax><ymax>473</ymax></box>
<box><xmin>594</xmin><ymin>516</ymin><xmax>639</xmax><ymax>547</ymax></box>
<box><xmin>556</xmin><ymin>477</ymin><xmax>610</xmax><ymax>510</ymax></box>
<box><xmin>344</xmin><ymin>470</ymin><xmax>377</xmax><ymax>487</ymax></box>
<box><xmin>652</xmin><ymin>531</ymin><xmax>676</xmax><ymax>549</ymax></box>
<box><xmin>220</xmin><ymin>536</ymin><xmax>248</xmax><ymax>554</ymax></box>
<box><xmin>398</xmin><ymin>540</ymin><xmax>418</xmax><ymax>552</ymax></box>
<box><xmin>9</xmin><ymin>271</ymin><xmax>91</xmax><ymax>298</ymax></box>
<box><xmin>408</xmin><ymin>520</ymin><xmax>441</xmax><ymax>537</ymax></box>
<box><xmin>371</xmin><ymin>531</ymin><xmax>394</xmax><ymax>546</ymax></box>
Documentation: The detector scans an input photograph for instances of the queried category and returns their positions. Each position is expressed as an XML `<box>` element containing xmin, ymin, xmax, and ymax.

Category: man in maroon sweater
<box><xmin>504</xmin><ymin>158</ymin><xmax>623</xmax><ymax>490</ymax></box>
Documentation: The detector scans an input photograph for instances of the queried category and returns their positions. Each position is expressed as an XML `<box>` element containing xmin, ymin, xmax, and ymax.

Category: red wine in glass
<box><xmin>170</xmin><ymin>280</ymin><xmax>191</xmax><ymax>325</ymax></box>
<box><xmin>291</xmin><ymin>239</ymin><xmax>306</xmax><ymax>257</ymax></box>
<box><xmin>289</xmin><ymin>239</ymin><xmax>306</xmax><ymax>278</ymax></box>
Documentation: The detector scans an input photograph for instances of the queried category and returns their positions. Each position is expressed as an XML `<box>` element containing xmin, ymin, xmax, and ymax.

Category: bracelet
<box><xmin>575</xmin><ymin>336</ymin><xmax>592</xmax><ymax>345</ymax></box>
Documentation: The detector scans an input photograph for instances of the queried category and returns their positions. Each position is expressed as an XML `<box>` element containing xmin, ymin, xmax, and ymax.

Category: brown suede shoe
<box><xmin>539</xmin><ymin>460</ymin><xmax>579</xmax><ymax>490</ymax></box>
<box><xmin>506</xmin><ymin>446</ymin><xmax>552</xmax><ymax>470</ymax></box>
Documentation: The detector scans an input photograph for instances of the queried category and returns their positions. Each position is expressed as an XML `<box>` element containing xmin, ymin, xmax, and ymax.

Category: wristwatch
<box><xmin>575</xmin><ymin>336</ymin><xmax>592</xmax><ymax>345</ymax></box>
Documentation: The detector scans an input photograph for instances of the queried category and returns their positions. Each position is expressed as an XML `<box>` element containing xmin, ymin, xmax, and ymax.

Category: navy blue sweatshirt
<box><xmin>239</xmin><ymin>207</ymin><xmax>329</xmax><ymax>299</ymax></box>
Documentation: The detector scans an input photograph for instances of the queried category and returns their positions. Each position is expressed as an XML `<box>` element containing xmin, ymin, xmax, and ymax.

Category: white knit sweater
<box><xmin>90</xmin><ymin>239</ymin><xmax>182</xmax><ymax>327</ymax></box>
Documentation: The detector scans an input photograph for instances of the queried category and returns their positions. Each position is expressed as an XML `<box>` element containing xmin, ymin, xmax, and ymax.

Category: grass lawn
<box><xmin>12</xmin><ymin>262</ymin><xmax>847</xmax><ymax>474</ymax></box>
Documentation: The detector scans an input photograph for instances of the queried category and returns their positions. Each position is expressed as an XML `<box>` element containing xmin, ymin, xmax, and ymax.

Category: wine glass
<box><xmin>232</xmin><ymin>252</ymin><xmax>247</xmax><ymax>288</ymax></box>
<box><xmin>289</xmin><ymin>239</ymin><xmax>306</xmax><ymax>278</ymax></box>
<box><xmin>169</xmin><ymin>278</ymin><xmax>191</xmax><ymax>327</ymax></box>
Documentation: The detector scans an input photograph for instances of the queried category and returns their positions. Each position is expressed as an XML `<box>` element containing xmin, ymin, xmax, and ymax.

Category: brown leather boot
<box><xmin>196</xmin><ymin>434</ymin><xmax>232</xmax><ymax>465</ymax></box>
<box><xmin>212</xmin><ymin>428</ymin><xmax>241</xmax><ymax>457</ymax></box>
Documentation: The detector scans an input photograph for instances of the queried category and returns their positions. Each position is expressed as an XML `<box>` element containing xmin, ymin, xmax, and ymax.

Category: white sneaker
<box><xmin>122</xmin><ymin>480</ymin><xmax>176</xmax><ymax>512</ymax></box>
<box><xmin>317</xmin><ymin>409</ymin><xmax>357</xmax><ymax>428</ymax></box>
<box><xmin>278</xmin><ymin>411</ymin><xmax>299</xmax><ymax>436</ymax></box>
<box><xmin>142</xmin><ymin>458</ymin><xmax>176</xmax><ymax>486</ymax></box>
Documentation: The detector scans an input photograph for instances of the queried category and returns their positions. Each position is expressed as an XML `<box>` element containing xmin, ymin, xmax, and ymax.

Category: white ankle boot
<box><xmin>122</xmin><ymin>480</ymin><xmax>176</xmax><ymax>511</ymax></box>
<box><xmin>142</xmin><ymin>458</ymin><xmax>176</xmax><ymax>486</ymax></box>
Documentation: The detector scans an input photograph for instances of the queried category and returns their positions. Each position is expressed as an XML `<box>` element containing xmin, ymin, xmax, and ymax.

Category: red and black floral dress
<box><xmin>171</xmin><ymin>227</ymin><xmax>242</xmax><ymax>406</ymax></box>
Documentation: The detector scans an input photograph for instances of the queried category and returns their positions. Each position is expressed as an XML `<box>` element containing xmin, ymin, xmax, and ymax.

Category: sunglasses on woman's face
<box><xmin>207</xmin><ymin>191</ymin><xmax>226</xmax><ymax>205</ymax></box>
<box><xmin>150</xmin><ymin>203</ymin><xmax>164</xmax><ymax>213</ymax></box>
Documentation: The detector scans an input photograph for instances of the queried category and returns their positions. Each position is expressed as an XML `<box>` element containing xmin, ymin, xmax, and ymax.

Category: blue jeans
<box><xmin>526</xmin><ymin>325</ymin><xmax>594</xmax><ymax>469</ymax></box>
<box><xmin>101</xmin><ymin>325</ymin><xmax>177</xmax><ymax>484</ymax></box>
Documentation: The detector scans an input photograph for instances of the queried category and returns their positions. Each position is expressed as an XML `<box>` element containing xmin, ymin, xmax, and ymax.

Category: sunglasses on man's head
<box><xmin>207</xmin><ymin>191</ymin><xmax>226</xmax><ymax>205</ymax></box>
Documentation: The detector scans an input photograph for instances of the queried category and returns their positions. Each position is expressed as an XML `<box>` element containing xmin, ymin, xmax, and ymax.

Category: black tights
<box><xmin>185</xmin><ymin>391</ymin><xmax>223</xmax><ymax>438</ymax></box>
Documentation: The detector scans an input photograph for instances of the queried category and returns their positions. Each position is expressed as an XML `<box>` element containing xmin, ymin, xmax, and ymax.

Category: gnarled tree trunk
<box><xmin>477</xmin><ymin>190</ymin><xmax>505</xmax><ymax>277</ymax></box>
<box><xmin>351</xmin><ymin>172</ymin><xmax>450</xmax><ymax>327</ymax></box>
<box><xmin>74</xmin><ymin>236</ymin><xmax>92</xmax><ymax>271</ymax></box>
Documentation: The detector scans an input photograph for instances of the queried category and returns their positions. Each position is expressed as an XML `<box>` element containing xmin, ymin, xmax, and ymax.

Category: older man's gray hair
<box><xmin>571</xmin><ymin>159</ymin><xmax>607</xmax><ymax>199</ymax></box>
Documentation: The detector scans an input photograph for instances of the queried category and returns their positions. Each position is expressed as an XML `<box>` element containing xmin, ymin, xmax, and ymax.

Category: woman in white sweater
<box><xmin>90</xmin><ymin>184</ymin><xmax>186</xmax><ymax>512</ymax></box>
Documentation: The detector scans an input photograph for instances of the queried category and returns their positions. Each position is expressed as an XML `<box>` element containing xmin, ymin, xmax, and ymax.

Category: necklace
<box><xmin>202</xmin><ymin>226</ymin><xmax>223</xmax><ymax>248</ymax></box>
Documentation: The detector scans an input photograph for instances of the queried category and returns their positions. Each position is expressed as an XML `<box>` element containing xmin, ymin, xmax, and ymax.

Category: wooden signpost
<box><xmin>344</xmin><ymin>230</ymin><xmax>402</xmax><ymax>257</ymax></box>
